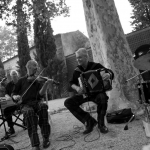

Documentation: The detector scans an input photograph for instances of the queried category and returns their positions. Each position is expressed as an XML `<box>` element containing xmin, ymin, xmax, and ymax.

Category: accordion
<box><xmin>79</xmin><ymin>69</ymin><xmax>112</xmax><ymax>95</ymax></box>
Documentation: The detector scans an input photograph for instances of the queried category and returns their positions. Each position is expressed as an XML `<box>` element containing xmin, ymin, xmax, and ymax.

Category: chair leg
<box><xmin>12</xmin><ymin>113</ymin><xmax>27</xmax><ymax>130</ymax></box>
<box><xmin>13</xmin><ymin>114</ymin><xmax>24</xmax><ymax>122</ymax></box>
<box><xmin>0</xmin><ymin>117</ymin><xmax>6</xmax><ymax>127</ymax></box>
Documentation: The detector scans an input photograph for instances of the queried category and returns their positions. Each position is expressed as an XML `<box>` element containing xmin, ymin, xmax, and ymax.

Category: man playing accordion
<box><xmin>64</xmin><ymin>48</ymin><xmax>114</xmax><ymax>134</ymax></box>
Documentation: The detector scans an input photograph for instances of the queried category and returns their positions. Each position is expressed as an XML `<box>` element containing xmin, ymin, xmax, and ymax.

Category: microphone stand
<box><xmin>124</xmin><ymin>70</ymin><xmax>150</xmax><ymax>135</ymax></box>
<box><xmin>126</xmin><ymin>70</ymin><xmax>149</xmax><ymax>82</ymax></box>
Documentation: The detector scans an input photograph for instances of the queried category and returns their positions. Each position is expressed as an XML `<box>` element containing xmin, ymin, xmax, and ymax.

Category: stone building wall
<box><xmin>126</xmin><ymin>27</ymin><xmax>150</xmax><ymax>54</ymax></box>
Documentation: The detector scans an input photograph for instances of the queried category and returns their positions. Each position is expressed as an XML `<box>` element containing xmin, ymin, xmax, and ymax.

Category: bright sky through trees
<box><xmin>0</xmin><ymin>0</ymin><xmax>133</xmax><ymax>36</ymax></box>
<box><xmin>51</xmin><ymin>0</ymin><xmax>133</xmax><ymax>37</ymax></box>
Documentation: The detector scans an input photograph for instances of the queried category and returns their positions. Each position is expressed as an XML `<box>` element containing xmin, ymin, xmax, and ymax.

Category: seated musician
<box><xmin>64</xmin><ymin>48</ymin><xmax>114</xmax><ymax>134</ymax></box>
<box><xmin>3</xmin><ymin>70</ymin><xmax>19</xmax><ymax>137</ymax></box>
<box><xmin>11</xmin><ymin>60</ymin><xmax>52</xmax><ymax>150</ymax></box>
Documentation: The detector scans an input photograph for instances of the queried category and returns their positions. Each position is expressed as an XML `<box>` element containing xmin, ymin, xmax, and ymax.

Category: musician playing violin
<box><xmin>64</xmin><ymin>48</ymin><xmax>114</xmax><ymax>134</ymax></box>
<box><xmin>12</xmin><ymin>60</ymin><xmax>53</xmax><ymax>150</ymax></box>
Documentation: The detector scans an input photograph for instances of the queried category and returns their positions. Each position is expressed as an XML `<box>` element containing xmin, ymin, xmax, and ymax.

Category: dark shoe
<box><xmin>1</xmin><ymin>134</ymin><xmax>10</xmax><ymax>141</ymax></box>
<box><xmin>43</xmin><ymin>138</ymin><xmax>50</xmax><ymax>148</ymax></box>
<box><xmin>83</xmin><ymin>119</ymin><xmax>97</xmax><ymax>134</ymax></box>
<box><xmin>6</xmin><ymin>128</ymin><xmax>15</xmax><ymax>135</ymax></box>
<box><xmin>1</xmin><ymin>128</ymin><xmax>15</xmax><ymax>141</ymax></box>
<box><xmin>98</xmin><ymin>125</ymin><xmax>108</xmax><ymax>134</ymax></box>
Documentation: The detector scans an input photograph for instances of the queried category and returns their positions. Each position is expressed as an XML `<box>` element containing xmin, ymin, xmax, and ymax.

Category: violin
<box><xmin>37</xmin><ymin>76</ymin><xmax>60</xmax><ymax>85</ymax></box>
<box><xmin>14</xmin><ymin>68</ymin><xmax>60</xmax><ymax>104</ymax></box>
<box><xmin>27</xmin><ymin>75</ymin><xmax>60</xmax><ymax>85</ymax></box>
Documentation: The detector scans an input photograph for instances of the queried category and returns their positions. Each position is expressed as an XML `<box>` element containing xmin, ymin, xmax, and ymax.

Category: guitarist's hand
<box><xmin>76</xmin><ymin>86</ymin><xmax>84</xmax><ymax>94</ymax></box>
<box><xmin>12</xmin><ymin>95</ymin><xmax>21</xmax><ymax>104</ymax></box>
<box><xmin>100</xmin><ymin>71</ymin><xmax>110</xmax><ymax>80</ymax></box>
<box><xmin>5</xmin><ymin>95</ymin><xmax>12</xmax><ymax>101</ymax></box>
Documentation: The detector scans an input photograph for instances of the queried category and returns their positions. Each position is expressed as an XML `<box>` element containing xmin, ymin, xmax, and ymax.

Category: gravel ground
<box><xmin>0</xmin><ymin>98</ymin><xmax>150</xmax><ymax>150</ymax></box>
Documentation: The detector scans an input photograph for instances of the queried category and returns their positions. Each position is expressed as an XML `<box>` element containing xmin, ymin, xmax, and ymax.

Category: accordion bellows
<box><xmin>80</xmin><ymin>69</ymin><xmax>112</xmax><ymax>95</ymax></box>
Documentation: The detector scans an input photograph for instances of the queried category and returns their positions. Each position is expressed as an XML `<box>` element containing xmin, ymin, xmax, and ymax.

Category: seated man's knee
<box><xmin>23</xmin><ymin>109</ymin><xmax>38</xmax><ymax>127</ymax></box>
<box><xmin>100</xmin><ymin>109</ymin><xmax>107</xmax><ymax>117</ymax></box>
<box><xmin>96</xmin><ymin>93</ymin><xmax>108</xmax><ymax>104</ymax></box>
<box><xmin>26</xmin><ymin>109</ymin><xmax>35</xmax><ymax>116</ymax></box>
<box><xmin>40</xmin><ymin>103</ymin><xmax>48</xmax><ymax>110</ymax></box>
<box><xmin>22</xmin><ymin>107</ymin><xmax>34</xmax><ymax>117</ymax></box>
<box><xmin>64</xmin><ymin>98</ymin><xmax>72</xmax><ymax>108</ymax></box>
<box><xmin>4</xmin><ymin>108</ymin><xmax>8</xmax><ymax>116</ymax></box>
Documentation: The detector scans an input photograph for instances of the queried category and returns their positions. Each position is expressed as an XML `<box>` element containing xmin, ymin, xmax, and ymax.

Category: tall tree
<box><xmin>0</xmin><ymin>58</ymin><xmax>4</xmax><ymax>69</ymax></box>
<box><xmin>128</xmin><ymin>0</ymin><xmax>150</xmax><ymax>31</ymax></box>
<box><xmin>16</xmin><ymin>0</ymin><xmax>31</xmax><ymax>76</ymax></box>
<box><xmin>0</xmin><ymin>55</ymin><xmax>5</xmax><ymax>97</ymax></box>
<box><xmin>33</xmin><ymin>0</ymin><xmax>56</xmax><ymax>71</ymax></box>
<box><xmin>0</xmin><ymin>0</ymin><xmax>31</xmax><ymax>76</ymax></box>
<box><xmin>32</xmin><ymin>0</ymin><xmax>69</xmax><ymax>98</ymax></box>
<box><xmin>32</xmin><ymin>0</ymin><xmax>69</xmax><ymax>70</ymax></box>
<box><xmin>0</xmin><ymin>0</ymin><xmax>69</xmax><ymax>76</ymax></box>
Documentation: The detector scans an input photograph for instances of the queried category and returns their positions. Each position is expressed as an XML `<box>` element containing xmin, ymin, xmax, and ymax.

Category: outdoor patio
<box><xmin>0</xmin><ymin>98</ymin><xmax>150</xmax><ymax>150</ymax></box>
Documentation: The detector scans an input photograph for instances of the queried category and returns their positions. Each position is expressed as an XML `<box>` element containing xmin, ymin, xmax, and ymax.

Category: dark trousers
<box><xmin>138</xmin><ymin>83</ymin><xmax>150</xmax><ymax>103</ymax></box>
<box><xmin>4</xmin><ymin>105</ymin><xmax>18</xmax><ymax>128</ymax></box>
<box><xmin>22</xmin><ymin>102</ymin><xmax>51</xmax><ymax>147</ymax></box>
<box><xmin>64</xmin><ymin>93</ymin><xmax>108</xmax><ymax>126</ymax></box>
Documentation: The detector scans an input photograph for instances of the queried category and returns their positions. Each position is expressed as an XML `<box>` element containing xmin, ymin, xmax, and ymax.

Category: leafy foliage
<box><xmin>0</xmin><ymin>0</ymin><xmax>69</xmax><ymax>26</ymax></box>
<box><xmin>128</xmin><ymin>0</ymin><xmax>150</xmax><ymax>31</ymax></box>
<box><xmin>46</xmin><ymin>56</ymin><xmax>66</xmax><ymax>98</ymax></box>
<box><xmin>0</xmin><ymin>0</ymin><xmax>31</xmax><ymax>76</ymax></box>
<box><xmin>33</xmin><ymin>0</ymin><xmax>56</xmax><ymax>69</ymax></box>
<box><xmin>0</xmin><ymin>0</ymin><xmax>69</xmax><ymax>97</ymax></box>
<box><xmin>33</xmin><ymin>0</ymin><xmax>69</xmax><ymax>98</ymax></box>
<box><xmin>32</xmin><ymin>0</ymin><xmax>69</xmax><ymax>70</ymax></box>
<box><xmin>0</xmin><ymin>26</ymin><xmax>17</xmax><ymax>61</ymax></box>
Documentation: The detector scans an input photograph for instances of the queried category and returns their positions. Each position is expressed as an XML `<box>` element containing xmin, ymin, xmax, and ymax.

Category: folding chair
<box><xmin>0</xmin><ymin>97</ymin><xmax>26</xmax><ymax>140</ymax></box>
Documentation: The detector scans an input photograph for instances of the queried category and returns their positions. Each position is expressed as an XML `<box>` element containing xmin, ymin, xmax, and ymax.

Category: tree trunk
<box><xmin>0</xmin><ymin>59</ymin><xmax>6</xmax><ymax>97</ymax></box>
<box><xmin>82</xmin><ymin>0</ymin><xmax>139</xmax><ymax>112</ymax></box>
<box><xmin>32</xmin><ymin>0</ymin><xmax>56</xmax><ymax>72</ymax></box>
<box><xmin>0</xmin><ymin>58</ymin><xmax>4</xmax><ymax>69</ymax></box>
<box><xmin>16</xmin><ymin>0</ymin><xmax>31</xmax><ymax>76</ymax></box>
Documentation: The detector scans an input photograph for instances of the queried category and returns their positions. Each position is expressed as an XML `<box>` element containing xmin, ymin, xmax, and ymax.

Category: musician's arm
<box><xmin>11</xmin><ymin>79</ymin><xmax>22</xmax><ymax>102</ymax></box>
<box><xmin>12</xmin><ymin>79</ymin><xmax>22</xmax><ymax>95</ymax></box>
<box><xmin>5</xmin><ymin>83</ymin><xmax>11</xmax><ymax>100</ymax></box>
<box><xmin>70</xmin><ymin>71</ymin><xmax>83</xmax><ymax>94</ymax></box>
<box><xmin>97</xmin><ymin>63</ymin><xmax>114</xmax><ymax>80</ymax></box>
<box><xmin>71</xmin><ymin>84</ymin><xmax>80</xmax><ymax>91</ymax></box>
<box><xmin>106</xmin><ymin>69</ymin><xmax>114</xmax><ymax>80</ymax></box>
<box><xmin>5</xmin><ymin>94</ymin><xmax>12</xmax><ymax>100</ymax></box>
<box><xmin>39</xmin><ymin>79</ymin><xmax>53</xmax><ymax>96</ymax></box>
